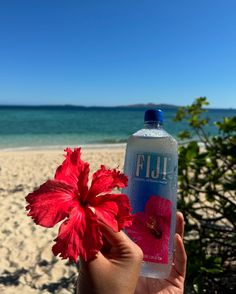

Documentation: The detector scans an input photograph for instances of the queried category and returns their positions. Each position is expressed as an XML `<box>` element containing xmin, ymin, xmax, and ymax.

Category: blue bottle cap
<box><xmin>144</xmin><ymin>109</ymin><xmax>163</xmax><ymax>124</ymax></box>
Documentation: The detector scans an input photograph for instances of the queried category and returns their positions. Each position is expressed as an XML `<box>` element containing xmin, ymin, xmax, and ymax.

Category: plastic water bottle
<box><xmin>123</xmin><ymin>109</ymin><xmax>178</xmax><ymax>279</ymax></box>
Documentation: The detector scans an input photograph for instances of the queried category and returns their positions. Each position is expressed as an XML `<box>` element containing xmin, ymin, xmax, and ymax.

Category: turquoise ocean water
<box><xmin>0</xmin><ymin>106</ymin><xmax>235</xmax><ymax>150</ymax></box>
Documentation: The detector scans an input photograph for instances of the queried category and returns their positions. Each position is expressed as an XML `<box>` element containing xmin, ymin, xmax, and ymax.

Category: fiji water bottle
<box><xmin>123</xmin><ymin>109</ymin><xmax>178</xmax><ymax>279</ymax></box>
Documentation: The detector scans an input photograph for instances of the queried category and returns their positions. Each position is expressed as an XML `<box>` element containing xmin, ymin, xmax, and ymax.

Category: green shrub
<box><xmin>175</xmin><ymin>97</ymin><xmax>236</xmax><ymax>293</ymax></box>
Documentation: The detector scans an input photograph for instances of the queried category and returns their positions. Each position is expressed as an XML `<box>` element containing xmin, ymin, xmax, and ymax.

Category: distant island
<box><xmin>0</xmin><ymin>103</ymin><xmax>235</xmax><ymax>110</ymax></box>
<box><xmin>0</xmin><ymin>103</ymin><xmax>180</xmax><ymax>109</ymax></box>
<box><xmin>119</xmin><ymin>103</ymin><xmax>179</xmax><ymax>109</ymax></box>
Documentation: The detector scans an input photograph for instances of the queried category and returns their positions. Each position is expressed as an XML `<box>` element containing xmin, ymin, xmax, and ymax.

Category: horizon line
<box><xmin>0</xmin><ymin>103</ymin><xmax>236</xmax><ymax>110</ymax></box>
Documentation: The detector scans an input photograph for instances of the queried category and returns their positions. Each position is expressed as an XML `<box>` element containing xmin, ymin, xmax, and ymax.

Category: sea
<box><xmin>0</xmin><ymin>106</ymin><xmax>235</xmax><ymax>151</ymax></box>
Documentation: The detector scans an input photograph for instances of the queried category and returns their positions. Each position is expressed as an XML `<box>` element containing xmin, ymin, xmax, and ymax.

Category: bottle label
<box><xmin>125</xmin><ymin>152</ymin><xmax>177</xmax><ymax>264</ymax></box>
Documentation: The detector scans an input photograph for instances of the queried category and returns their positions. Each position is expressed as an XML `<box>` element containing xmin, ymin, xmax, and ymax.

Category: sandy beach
<box><xmin>0</xmin><ymin>146</ymin><xmax>126</xmax><ymax>294</ymax></box>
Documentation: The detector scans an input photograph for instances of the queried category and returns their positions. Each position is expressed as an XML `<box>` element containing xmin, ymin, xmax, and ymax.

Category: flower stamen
<box><xmin>146</xmin><ymin>216</ymin><xmax>162</xmax><ymax>239</ymax></box>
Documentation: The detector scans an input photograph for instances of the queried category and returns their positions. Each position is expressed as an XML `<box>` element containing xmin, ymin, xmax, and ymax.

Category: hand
<box><xmin>77</xmin><ymin>212</ymin><xmax>186</xmax><ymax>294</ymax></box>
<box><xmin>135</xmin><ymin>212</ymin><xmax>187</xmax><ymax>294</ymax></box>
<box><xmin>77</xmin><ymin>222</ymin><xmax>143</xmax><ymax>294</ymax></box>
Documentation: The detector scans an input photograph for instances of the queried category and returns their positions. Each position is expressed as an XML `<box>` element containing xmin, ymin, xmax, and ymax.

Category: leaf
<box><xmin>216</xmin><ymin>116</ymin><xmax>236</xmax><ymax>133</ymax></box>
<box><xmin>174</xmin><ymin>107</ymin><xmax>186</xmax><ymax>121</ymax></box>
<box><xmin>200</xmin><ymin>267</ymin><xmax>223</xmax><ymax>274</ymax></box>
<box><xmin>193</xmin><ymin>283</ymin><xmax>199</xmax><ymax>293</ymax></box>
<box><xmin>186</xmin><ymin>141</ymin><xmax>199</xmax><ymax>161</ymax></box>
<box><xmin>178</xmin><ymin>130</ymin><xmax>192</xmax><ymax>140</ymax></box>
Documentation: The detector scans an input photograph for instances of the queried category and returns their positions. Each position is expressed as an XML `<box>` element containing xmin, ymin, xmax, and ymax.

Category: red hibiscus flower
<box><xmin>25</xmin><ymin>148</ymin><xmax>133</xmax><ymax>262</ymax></box>
<box><xmin>126</xmin><ymin>196</ymin><xmax>172</xmax><ymax>264</ymax></box>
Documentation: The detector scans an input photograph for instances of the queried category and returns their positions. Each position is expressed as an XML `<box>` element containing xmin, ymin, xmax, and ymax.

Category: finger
<box><xmin>176</xmin><ymin>211</ymin><xmax>185</xmax><ymax>239</ymax></box>
<box><xmin>99</xmin><ymin>222</ymin><xmax>130</xmax><ymax>247</ymax></box>
<box><xmin>173</xmin><ymin>233</ymin><xmax>187</xmax><ymax>278</ymax></box>
<box><xmin>100</xmin><ymin>223</ymin><xmax>143</xmax><ymax>262</ymax></box>
<box><xmin>78</xmin><ymin>226</ymin><xmax>132</xmax><ymax>284</ymax></box>
<box><xmin>78</xmin><ymin>224</ymin><xmax>113</xmax><ymax>267</ymax></box>
<box><xmin>78</xmin><ymin>251</ymin><xmax>110</xmax><ymax>294</ymax></box>
<box><xmin>79</xmin><ymin>225</ymin><xmax>128</xmax><ymax>267</ymax></box>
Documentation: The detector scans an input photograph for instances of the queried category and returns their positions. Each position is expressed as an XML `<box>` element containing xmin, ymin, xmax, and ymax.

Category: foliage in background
<box><xmin>175</xmin><ymin>97</ymin><xmax>236</xmax><ymax>293</ymax></box>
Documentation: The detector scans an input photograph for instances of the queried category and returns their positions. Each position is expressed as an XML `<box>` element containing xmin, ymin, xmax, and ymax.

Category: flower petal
<box><xmin>77</xmin><ymin>162</ymin><xmax>90</xmax><ymax>203</ymax></box>
<box><xmin>145</xmin><ymin>196</ymin><xmax>172</xmax><ymax>229</ymax></box>
<box><xmin>52</xmin><ymin>205</ymin><xmax>103</xmax><ymax>262</ymax></box>
<box><xmin>87</xmin><ymin>165</ymin><xmax>128</xmax><ymax>201</ymax></box>
<box><xmin>90</xmin><ymin>193</ymin><xmax>133</xmax><ymax>232</ymax></box>
<box><xmin>126</xmin><ymin>196</ymin><xmax>172</xmax><ymax>264</ymax></box>
<box><xmin>91</xmin><ymin>200</ymin><xmax>119</xmax><ymax>232</ymax></box>
<box><xmin>54</xmin><ymin>148</ymin><xmax>89</xmax><ymax>191</ymax></box>
<box><xmin>25</xmin><ymin>180</ymin><xmax>75</xmax><ymax>228</ymax></box>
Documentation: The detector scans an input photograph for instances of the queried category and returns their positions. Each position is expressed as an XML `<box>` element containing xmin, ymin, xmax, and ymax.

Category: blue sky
<box><xmin>0</xmin><ymin>0</ymin><xmax>235</xmax><ymax>108</ymax></box>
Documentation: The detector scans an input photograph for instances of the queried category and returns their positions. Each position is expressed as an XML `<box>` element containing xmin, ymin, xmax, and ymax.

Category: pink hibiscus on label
<box><xmin>126</xmin><ymin>195</ymin><xmax>172</xmax><ymax>264</ymax></box>
<box><xmin>25</xmin><ymin>148</ymin><xmax>133</xmax><ymax>262</ymax></box>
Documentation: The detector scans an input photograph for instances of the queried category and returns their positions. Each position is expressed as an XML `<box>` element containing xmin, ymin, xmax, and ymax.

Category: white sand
<box><xmin>0</xmin><ymin>147</ymin><xmax>126</xmax><ymax>294</ymax></box>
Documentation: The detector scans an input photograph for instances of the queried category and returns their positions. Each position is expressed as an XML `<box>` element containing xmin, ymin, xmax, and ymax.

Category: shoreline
<box><xmin>0</xmin><ymin>139</ymin><xmax>206</xmax><ymax>153</ymax></box>
<box><xmin>0</xmin><ymin>143</ymin><xmax>127</xmax><ymax>153</ymax></box>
